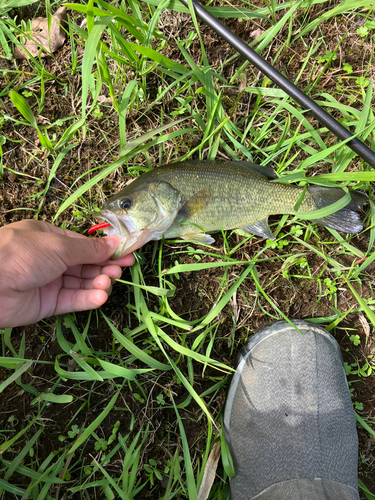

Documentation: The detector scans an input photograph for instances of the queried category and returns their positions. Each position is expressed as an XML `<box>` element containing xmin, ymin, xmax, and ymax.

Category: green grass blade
<box><xmin>294</xmin><ymin>190</ymin><xmax>351</xmax><ymax>220</ymax></box>
<box><xmin>296</xmin><ymin>0</ymin><xmax>372</xmax><ymax>38</ymax></box>
<box><xmin>55</xmin><ymin>316</ymin><xmax>73</xmax><ymax>354</ymax></box>
<box><xmin>126</xmin><ymin>41</ymin><xmax>190</xmax><ymax>75</ymax></box>
<box><xmin>2</xmin><ymin>428</ymin><xmax>44</xmax><ymax>482</ymax></box>
<box><xmin>116</xmin><ymin>278</ymin><xmax>175</xmax><ymax>297</ymax></box>
<box><xmin>69</xmin><ymin>390</ymin><xmax>120</xmax><ymax>454</ymax></box>
<box><xmin>64</xmin><ymin>314</ymin><xmax>92</xmax><ymax>356</ymax></box>
<box><xmin>0</xmin><ymin>357</ymin><xmax>29</xmax><ymax>369</ymax></box>
<box><xmin>91</xmin><ymin>459</ymin><xmax>132</xmax><ymax>500</ymax></box>
<box><xmin>53</xmin><ymin>118</ymin><xmax>190</xmax><ymax>220</ymax></box>
<box><xmin>144</xmin><ymin>0</ymin><xmax>169</xmax><ymax>48</ymax></box>
<box><xmin>0</xmin><ymin>360</ymin><xmax>32</xmax><ymax>393</ymax></box>
<box><xmin>101</xmin><ymin>312</ymin><xmax>171</xmax><ymax>370</ymax></box>
<box><xmin>53</xmin><ymin>155</ymin><xmax>129</xmax><ymax>221</ymax></box>
<box><xmin>55</xmin><ymin>117</ymin><xmax>85</xmax><ymax>149</ymax></box>
<box><xmin>68</xmin><ymin>354</ymin><xmax>104</xmax><ymax>380</ymax></box>
<box><xmin>9</xmin><ymin>90</ymin><xmax>38</xmax><ymax>128</ymax></box>
<box><xmin>54</xmin><ymin>356</ymin><xmax>112</xmax><ymax>380</ymax></box>
<box><xmin>0</xmin><ymin>419</ymin><xmax>35</xmax><ymax>454</ymax></box>
<box><xmin>355</xmin><ymin>412</ymin><xmax>375</xmax><ymax>439</ymax></box>
<box><xmin>139</xmin><ymin>294</ymin><xmax>214</xmax><ymax>422</ymax></box>
<box><xmin>255</xmin><ymin>3</ymin><xmax>298</xmax><ymax>53</ymax></box>
<box><xmin>173</xmin><ymin>400</ymin><xmax>198</xmax><ymax>500</ymax></box>
<box><xmin>310</xmin><ymin>172</ymin><xmax>375</xmax><ymax>182</ymax></box>
<box><xmin>98</xmin><ymin>359</ymin><xmax>153</xmax><ymax>379</ymax></box>
<box><xmin>144</xmin><ymin>0</ymin><xmax>268</xmax><ymax>18</ymax></box>
<box><xmin>358</xmin><ymin>479</ymin><xmax>375</xmax><ymax>500</ymax></box>
<box><xmin>156</xmin><ymin>327</ymin><xmax>232</xmax><ymax>372</ymax></box>
<box><xmin>81</xmin><ymin>17</ymin><xmax>113</xmax><ymax>121</ymax></box>
<box><xmin>346</xmin><ymin>281</ymin><xmax>375</xmax><ymax>329</ymax></box>
<box><xmin>37</xmin><ymin>393</ymin><xmax>73</xmax><ymax>404</ymax></box>
<box><xmin>119</xmin><ymin>80</ymin><xmax>138</xmax><ymax>151</ymax></box>
<box><xmin>220</xmin><ymin>426</ymin><xmax>235</xmax><ymax>478</ymax></box>
<box><xmin>164</xmin><ymin>259</ymin><xmax>252</xmax><ymax>274</ymax></box>
<box><xmin>0</xmin><ymin>479</ymin><xmax>25</xmax><ymax>496</ymax></box>
<box><xmin>192</xmin><ymin>264</ymin><xmax>254</xmax><ymax>331</ymax></box>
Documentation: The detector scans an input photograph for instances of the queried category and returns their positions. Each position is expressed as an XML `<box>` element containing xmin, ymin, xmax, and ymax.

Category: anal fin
<box><xmin>241</xmin><ymin>218</ymin><xmax>275</xmax><ymax>240</ymax></box>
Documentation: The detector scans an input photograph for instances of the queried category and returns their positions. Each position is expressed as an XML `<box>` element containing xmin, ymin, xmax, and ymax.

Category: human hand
<box><xmin>0</xmin><ymin>220</ymin><xmax>135</xmax><ymax>328</ymax></box>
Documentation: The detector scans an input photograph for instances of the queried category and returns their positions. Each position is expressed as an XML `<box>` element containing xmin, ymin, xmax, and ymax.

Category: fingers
<box><xmin>5</xmin><ymin>220</ymin><xmax>135</xmax><ymax>267</ymax></box>
<box><xmin>65</xmin><ymin>264</ymin><xmax>124</xmax><ymax>280</ymax></box>
<box><xmin>100</xmin><ymin>253</ymin><xmax>135</xmax><ymax>267</ymax></box>
<box><xmin>19</xmin><ymin>221</ymin><xmax>122</xmax><ymax>267</ymax></box>
<box><xmin>54</xmin><ymin>288</ymin><xmax>110</xmax><ymax>316</ymax></box>
<box><xmin>63</xmin><ymin>274</ymin><xmax>112</xmax><ymax>291</ymax></box>
<box><xmin>47</xmin><ymin>226</ymin><xmax>135</xmax><ymax>265</ymax></box>
<box><xmin>64</xmin><ymin>253</ymin><xmax>135</xmax><ymax>281</ymax></box>
<box><xmin>51</xmin><ymin>233</ymin><xmax>121</xmax><ymax>267</ymax></box>
<box><xmin>55</xmin><ymin>274</ymin><xmax>114</xmax><ymax>315</ymax></box>
<box><xmin>49</xmin><ymin>226</ymin><xmax>135</xmax><ymax>266</ymax></box>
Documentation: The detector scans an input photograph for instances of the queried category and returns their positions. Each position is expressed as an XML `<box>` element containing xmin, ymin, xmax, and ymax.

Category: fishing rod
<box><xmin>178</xmin><ymin>0</ymin><xmax>375</xmax><ymax>166</ymax></box>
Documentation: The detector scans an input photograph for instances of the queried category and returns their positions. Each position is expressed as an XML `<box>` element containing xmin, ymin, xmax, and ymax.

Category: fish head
<box><xmin>98</xmin><ymin>180</ymin><xmax>181</xmax><ymax>259</ymax></box>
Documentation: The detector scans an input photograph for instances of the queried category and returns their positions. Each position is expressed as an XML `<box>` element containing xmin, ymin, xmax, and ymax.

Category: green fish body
<box><xmin>98</xmin><ymin>161</ymin><xmax>367</xmax><ymax>258</ymax></box>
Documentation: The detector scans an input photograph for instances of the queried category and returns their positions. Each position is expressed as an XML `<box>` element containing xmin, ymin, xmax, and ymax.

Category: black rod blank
<box><xmin>178</xmin><ymin>0</ymin><xmax>375</xmax><ymax>166</ymax></box>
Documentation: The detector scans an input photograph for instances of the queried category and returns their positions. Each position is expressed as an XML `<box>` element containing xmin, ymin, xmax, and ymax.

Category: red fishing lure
<box><xmin>87</xmin><ymin>222</ymin><xmax>111</xmax><ymax>235</ymax></box>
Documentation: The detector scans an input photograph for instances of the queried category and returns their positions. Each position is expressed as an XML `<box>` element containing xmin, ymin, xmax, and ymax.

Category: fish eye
<box><xmin>120</xmin><ymin>198</ymin><xmax>132</xmax><ymax>210</ymax></box>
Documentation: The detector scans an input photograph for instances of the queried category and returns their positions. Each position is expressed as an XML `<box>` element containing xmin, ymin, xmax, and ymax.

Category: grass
<box><xmin>1</xmin><ymin>0</ymin><xmax>375</xmax><ymax>498</ymax></box>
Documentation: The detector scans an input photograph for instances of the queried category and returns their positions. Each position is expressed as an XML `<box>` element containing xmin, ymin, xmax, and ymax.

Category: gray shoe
<box><xmin>224</xmin><ymin>320</ymin><xmax>359</xmax><ymax>500</ymax></box>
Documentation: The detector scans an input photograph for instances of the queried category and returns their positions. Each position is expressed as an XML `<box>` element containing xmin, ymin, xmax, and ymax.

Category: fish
<box><xmin>90</xmin><ymin>161</ymin><xmax>368</xmax><ymax>259</ymax></box>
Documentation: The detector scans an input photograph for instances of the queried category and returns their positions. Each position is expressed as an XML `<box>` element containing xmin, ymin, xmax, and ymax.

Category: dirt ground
<box><xmin>1</xmin><ymin>1</ymin><xmax>375</xmax><ymax>498</ymax></box>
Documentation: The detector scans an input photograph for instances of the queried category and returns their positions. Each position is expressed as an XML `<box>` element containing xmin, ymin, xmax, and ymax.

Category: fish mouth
<box><xmin>96</xmin><ymin>211</ymin><xmax>133</xmax><ymax>239</ymax></box>
<box><xmin>93</xmin><ymin>211</ymin><xmax>141</xmax><ymax>259</ymax></box>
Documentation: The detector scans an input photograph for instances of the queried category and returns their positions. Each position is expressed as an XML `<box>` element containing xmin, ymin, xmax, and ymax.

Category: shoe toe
<box><xmin>224</xmin><ymin>320</ymin><xmax>359</xmax><ymax>500</ymax></box>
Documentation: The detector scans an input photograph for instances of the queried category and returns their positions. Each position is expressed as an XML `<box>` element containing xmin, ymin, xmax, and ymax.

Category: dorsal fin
<box><xmin>226</xmin><ymin>162</ymin><xmax>278</xmax><ymax>180</ymax></box>
<box><xmin>176</xmin><ymin>160</ymin><xmax>278</xmax><ymax>180</ymax></box>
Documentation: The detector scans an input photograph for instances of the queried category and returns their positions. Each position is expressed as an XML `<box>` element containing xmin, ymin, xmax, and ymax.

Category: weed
<box><xmin>316</xmin><ymin>50</ymin><xmax>337</xmax><ymax>64</ymax></box>
<box><xmin>350</xmin><ymin>334</ymin><xmax>361</xmax><ymax>346</ymax></box>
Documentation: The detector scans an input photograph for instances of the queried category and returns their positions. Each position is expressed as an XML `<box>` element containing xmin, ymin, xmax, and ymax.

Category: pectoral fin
<box><xmin>176</xmin><ymin>188</ymin><xmax>211</xmax><ymax>222</ymax></box>
<box><xmin>180</xmin><ymin>233</ymin><xmax>215</xmax><ymax>244</ymax></box>
<box><xmin>241</xmin><ymin>218</ymin><xmax>275</xmax><ymax>240</ymax></box>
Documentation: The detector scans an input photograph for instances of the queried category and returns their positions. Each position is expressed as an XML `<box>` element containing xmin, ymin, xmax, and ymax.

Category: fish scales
<box><xmin>156</xmin><ymin>162</ymin><xmax>314</xmax><ymax>236</ymax></box>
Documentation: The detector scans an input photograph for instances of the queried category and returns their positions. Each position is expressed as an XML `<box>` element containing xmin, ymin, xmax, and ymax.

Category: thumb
<box><xmin>56</xmin><ymin>234</ymin><xmax>121</xmax><ymax>267</ymax></box>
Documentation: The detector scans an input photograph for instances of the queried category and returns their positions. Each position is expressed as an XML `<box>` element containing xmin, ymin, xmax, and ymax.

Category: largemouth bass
<box><xmin>90</xmin><ymin>161</ymin><xmax>367</xmax><ymax>258</ymax></box>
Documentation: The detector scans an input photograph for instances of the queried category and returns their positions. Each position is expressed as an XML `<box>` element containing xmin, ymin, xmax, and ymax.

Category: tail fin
<box><xmin>307</xmin><ymin>185</ymin><xmax>368</xmax><ymax>234</ymax></box>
